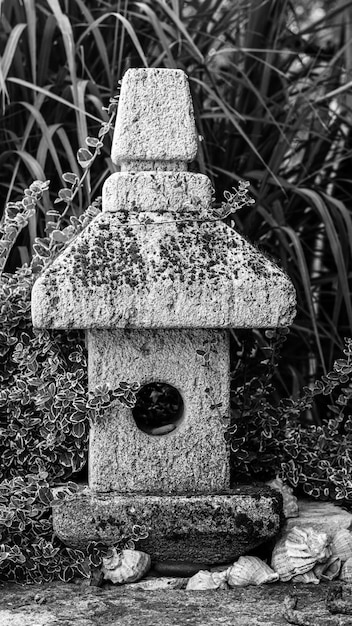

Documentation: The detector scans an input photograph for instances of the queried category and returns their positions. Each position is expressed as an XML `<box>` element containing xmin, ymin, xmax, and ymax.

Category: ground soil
<box><xmin>0</xmin><ymin>580</ymin><xmax>352</xmax><ymax>626</ymax></box>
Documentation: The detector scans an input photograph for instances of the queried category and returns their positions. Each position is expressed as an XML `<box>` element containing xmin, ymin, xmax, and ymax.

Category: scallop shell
<box><xmin>292</xmin><ymin>570</ymin><xmax>320</xmax><ymax>584</ymax></box>
<box><xmin>340</xmin><ymin>556</ymin><xmax>352</xmax><ymax>582</ymax></box>
<box><xmin>267</xmin><ymin>477</ymin><xmax>299</xmax><ymax>518</ymax></box>
<box><xmin>185</xmin><ymin>570</ymin><xmax>228</xmax><ymax>590</ymax></box>
<box><xmin>227</xmin><ymin>556</ymin><xmax>278</xmax><ymax>587</ymax></box>
<box><xmin>314</xmin><ymin>556</ymin><xmax>341</xmax><ymax>581</ymax></box>
<box><xmin>102</xmin><ymin>548</ymin><xmax>151</xmax><ymax>584</ymax></box>
<box><xmin>330</xmin><ymin>529</ymin><xmax>352</xmax><ymax>562</ymax></box>
<box><xmin>271</xmin><ymin>526</ymin><xmax>331</xmax><ymax>582</ymax></box>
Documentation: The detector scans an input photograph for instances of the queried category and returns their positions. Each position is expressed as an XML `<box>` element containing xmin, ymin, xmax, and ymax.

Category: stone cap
<box><xmin>31</xmin><ymin>177</ymin><xmax>296</xmax><ymax>330</ymax></box>
<box><xmin>111</xmin><ymin>68</ymin><xmax>198</xmax><ymax>165</ymax></box>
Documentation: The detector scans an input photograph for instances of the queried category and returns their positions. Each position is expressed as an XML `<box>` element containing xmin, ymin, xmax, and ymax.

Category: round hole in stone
<box><xmin>132</xmin><ymin>382</ymin><xmax>184</xmax><ymax>436</ymax></box>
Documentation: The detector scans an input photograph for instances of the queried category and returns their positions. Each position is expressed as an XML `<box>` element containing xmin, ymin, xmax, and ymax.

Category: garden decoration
<box><xmin>31</xmin><ymin>68</ymin><xmax>296</xmax><ymax>564</ymax></box>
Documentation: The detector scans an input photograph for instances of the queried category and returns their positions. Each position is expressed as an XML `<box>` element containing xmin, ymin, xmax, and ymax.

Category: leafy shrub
<box><xmin>0</xmin><ymin>471</ymin><xmax>147</xmax><ymax>583</ymax></box>
<box><xmin>0</xmin><ymin>92</ymin><xmax>145</xmax><ymax>582</ymax></box>
<box><xmin>230</xmin><ymin>331</ymin><xmax>352</xmax><ymax>506</ymax></box>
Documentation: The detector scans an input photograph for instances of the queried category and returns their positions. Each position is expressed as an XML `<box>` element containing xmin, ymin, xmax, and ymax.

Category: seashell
<box><xmin>266</xmin><ymin>477</ymin><xmax>299</xmax><ymax>518</ymax></box>
<box><xmin>129</xmin><ymin>576</ymin><xmax>188</xmax><ymax>590</ymax></box>
<box><xmin>210</xmin><ymin>569</ymin><xmax>229</xmax><ymax>589</ymax></box>
<box><xmin>314</xmin><ymin>556</ymin><xmax>341</xmax><ymax>581</ymax></box>
<box><xmin>340</xmin><ymin>556</ymin><xmax>352</xmax><ymax>582</ymax></box>
<box><xmin>185</xmin><ymin>570</ymin><xmax>228</xmax><ymax>590</ymax></box>
<box><xmin>227</xmin><ymin>556</ymin><xmax>278</xmax><ymax>587</ymax></box>
<box><xmin>330</xmin><ymin>529</ymin><xmax>352</xmax><ymax>562</ymax></box>
<box><xmin>271</xmin><ymin>526</ymin><xmax>331</xmax><ymax>582</ymax></box>
<box><xmin>292</xmin><ymin>570</ymin><xmax>320</xmax><ymax>584</ymax></box>
<box><xmin>102</xmin><ymin>548</ymin><xmax>151</xmax><ymax>584</ymax></box>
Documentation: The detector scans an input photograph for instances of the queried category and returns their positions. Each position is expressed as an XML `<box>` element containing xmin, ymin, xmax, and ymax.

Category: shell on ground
<box><xmin>266</xmin><ymin>477</ymin><xmax>299</xmax><ymax>518</ymax></box>
<box><xmin>292</xmin><ymin>570</ymin><xmax>320</xmax><ymax>584</ymax></box>
<box><xmin>271</xmin><ymin>526</ymin><xmax>331</xmax><ymax>582</ymax></box>
<box><xmin>227</xmin><ymin>556</ymin><xmax>278</xmax><ymax>587</ymax></box>
<box><xmin>129</xmin><ymin>576</ymin><xmax>188</xmax><ymax>590</ymax></box>
<box><xmin>330</xmin><ymin>529</ymin><xmax>352</xmax><ymax>562</ymax></box>
<box><xmin>314</xmin><ymin>556</ymin><xmax>341</xmax><ymax>581</ymax></box>
<box><xmin>340</xmin><ymin>556</ymin><xmax>352</xmax><ymax>582</ymax></box>
<box><xmin>102</xmin><ymin>548</ymin><xmax>151</xmax><ymax>584</ymax></box>
<box><xmin>186</xmin><ymin>569</ymin><xmax>229</xmax><ymax>590</ymax></box>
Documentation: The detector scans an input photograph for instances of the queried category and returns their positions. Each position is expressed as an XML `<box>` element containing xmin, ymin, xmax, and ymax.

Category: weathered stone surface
<box><xmin>88</xmin><ymin>328</ymin><xmax>230</xmax><ymax>494</ymax></box>
<box><xmin>0</xmin><ymin>581</ymin><xmax>349</xmax><ymax>626</ymax></box>
<box><xmin>103</xmin><ymin>171</ymin><xmax>212</xmax><ymax>214</ymax></box>
<box><xmin>286</xmin><ymin>500</ymin><xmax>352</xmax><ymax>537</ymax></box>
<box><xmin>31</xmin><ymin>208</ymin><xmax>296</xmax><ymax>330</ymax></box>
<box><xmin>53</xmin><ymin>486</ymin><xmax>283</xmax><ymax>564</ymax></box>
<box><xmin>111</xmin><ymin>68</ymin><xmax>198</xmax><ymax>165</ymax></box>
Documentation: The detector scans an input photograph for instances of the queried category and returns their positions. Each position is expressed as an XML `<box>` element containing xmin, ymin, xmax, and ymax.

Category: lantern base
<box><xmin>53</xmin><ymin>486</ymin><xmax>283</xmax><ymax>564</ymax></box>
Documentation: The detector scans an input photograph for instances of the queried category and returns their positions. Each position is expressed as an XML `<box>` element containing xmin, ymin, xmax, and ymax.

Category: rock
<box><xmin>286</xmin><ymin>500</ymin><xmax>352</xmax><ymax>536</ymax></box>
<box><xmin>53</xmin><ymin>485</ymin><xmax>284</xmax><ymax>564</ymax></box>
<box><xmin>0</xmin><ymin>581</ymin><xmax>347</xmax><ymax>625</ymax></box>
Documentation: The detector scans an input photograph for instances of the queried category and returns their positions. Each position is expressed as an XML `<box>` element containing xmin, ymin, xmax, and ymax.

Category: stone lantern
<box><xmin>31</xmin><ymin>68</ymin><xmax>296</xmax><ymax>564</ymax></box>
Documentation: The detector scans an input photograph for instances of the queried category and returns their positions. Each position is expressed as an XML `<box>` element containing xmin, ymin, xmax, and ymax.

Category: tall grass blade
<box><xmin>296</xmin><ymin>188</ymin><xmax>352</xmax><ymax>330</ymax></box>
<box><xmin>74</xmin><ymin>0</ymin><xmax>113</xmax><ymax>91</ymax></box>
<box><xmin>7</xmin><ymin>78</ymin><xmax>102</xmax><ymax>123</ymax></box>
<box><xmin>0</xmin><ymin>23</ymin><xmax>26</xmax><ymax>110</ymax></box>
<box><xmin>23</xmin><ymin>0</ymin><xmax>36</xmax><ymax>85</ymax></box>
<box><xmin>76</xmin><ymin>12</ymin><xmax>148</xmax><ymax>69</ymax></box>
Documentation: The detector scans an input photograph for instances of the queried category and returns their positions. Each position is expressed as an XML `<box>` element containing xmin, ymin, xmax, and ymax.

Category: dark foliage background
<box><xmin>2</xmin><ymin>0</ymin><xmax>352</xmax><ymax>409</ymax></box>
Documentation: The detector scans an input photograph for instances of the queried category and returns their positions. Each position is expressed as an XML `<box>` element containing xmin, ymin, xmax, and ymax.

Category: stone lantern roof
<box><xmin>32</xmin><ymin>68</ymin><xmax>296</xmax><ymax>330</ymax></box>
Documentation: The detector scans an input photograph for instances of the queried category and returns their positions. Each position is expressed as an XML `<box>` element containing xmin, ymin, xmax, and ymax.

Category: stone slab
<box><xmin>52</xmin><ymin>486</ymin><xmax>283</xmax><ymax>564</ymax></box>
<box><xmin>0</xmin><ymin>581</ymin><xmax>350</xmax><ymax>626</ymax></box>
<box><xmin>286</xmin><ymin>500</ymin><xmax>352</xmax><ymax>537</ymax></box>
<box><xmin>111</xmin><ymin>68</ymin><xmax>198</xmax><ymax>164</ymax></box>
<box><xmin>31</xmin><ymin>209</ymin><xmax>296</xmax><ymax>330</ymax></box>
<box><xmin>102</xmin><ymin>171</ymin><xmax>212</xmax><ymax>214</ymax></box>
<box><xmin>88</xmin><ymin>328</ymin><xmax>230</xmax><ymax>494</ymax></box>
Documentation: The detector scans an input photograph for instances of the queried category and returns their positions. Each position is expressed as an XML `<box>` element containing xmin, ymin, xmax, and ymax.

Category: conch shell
<box><xmin>102</xmin><ymin>548</ymin><xmax>151</xmax><ymax>584</ymax></box>
<box><xmin>227</xmin><ymin>556</ymin><xmax>278</xmax><ymax>587</ymax></box>
<box><xmin>271</xmin><ymin>526</ymin><xmax>331</xmax><ymax>582</ymax></box>
<box><xmin>185</xmin><ymin>569</ymin><xmax>228</xmax><ymax>590</ymax></box>
<box><xmin>266</xmin><ymin>477</ymin><xmax>299</xmax><ymax>518</ymax></box>
<box><xmin>330</xmin><ymin>529</ymin><xmax>352</xmax><ymax>562</ymax></box>
<box><xmin>340</xmin><ymin>556</ymin><xmax>352</xmax><ymax>582</ymax></box>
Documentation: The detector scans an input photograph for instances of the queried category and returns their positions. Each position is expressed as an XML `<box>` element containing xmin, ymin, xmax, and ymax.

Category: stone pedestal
<box><xmin>53</xmin><ymin>486</ymin><xmax>283</xmax><ymax>564</ymax></box>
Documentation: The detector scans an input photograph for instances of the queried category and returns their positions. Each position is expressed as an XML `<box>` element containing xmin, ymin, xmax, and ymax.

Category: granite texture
<box><xmin>102</xmin><ymin>171</ymin><xmax>212</xmax><ymax>214</ymax></box>
<box><xmin>0</xmin><ymin>581</ymin><xmax>348</xmax><ymax>626</ymax></box>
<box><xmin>31</xmin><ymin>207</ymin><xmax>296</xmax><ymax>330</ymax></box>
<box><xmin>53</xmin><ymin>486</ymin><xmax>284</xmax><ymax>564</ymax></box>
<box><xmin>88</xmin><ymin>328</ymin><xmax>230</xmax><ymax>494</ymax></box>
<box><xmin>111</xmin><ymin>68</ymin><xmax>198</xmax><ymax>165</ymax></box>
